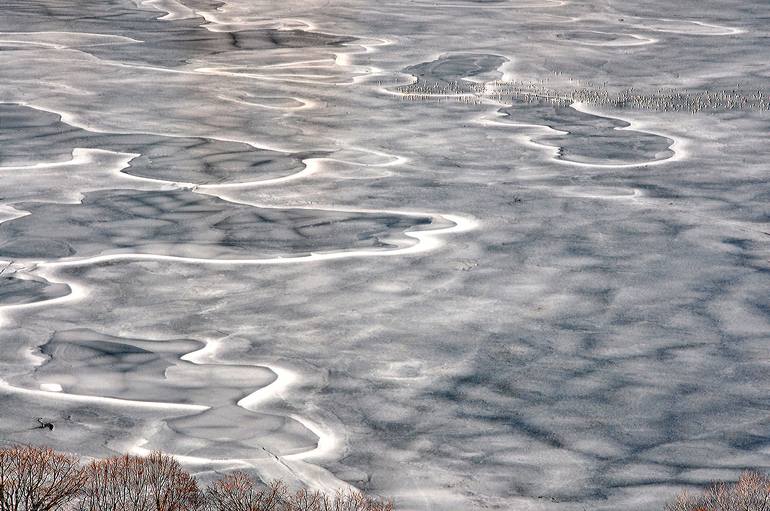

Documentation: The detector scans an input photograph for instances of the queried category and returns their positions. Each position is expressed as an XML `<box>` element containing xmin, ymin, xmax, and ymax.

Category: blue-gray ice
<box><xmin>0</xmin><ymin>1</ymin><xmax>769</xmax><ymax>510</ymax></box>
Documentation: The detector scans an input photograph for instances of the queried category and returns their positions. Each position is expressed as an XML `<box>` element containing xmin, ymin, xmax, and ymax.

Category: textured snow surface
<box><xmin>1</xmin><ymin>1</ymin><xmax>769</xmax><ymax>509</ymax></box>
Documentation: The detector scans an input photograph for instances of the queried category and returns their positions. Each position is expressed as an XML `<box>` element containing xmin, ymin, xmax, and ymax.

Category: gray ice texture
<box><xmin>0</xmin><ymin>1</ymin><xmax>769</xmax><ymax>510</ymax></box>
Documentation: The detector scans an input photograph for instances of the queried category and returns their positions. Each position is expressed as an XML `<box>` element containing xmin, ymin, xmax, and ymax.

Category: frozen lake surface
<box><xmin>1</xmin><ymin>1</ymin><xmax>769</xmax><ymax>509</ymax></box>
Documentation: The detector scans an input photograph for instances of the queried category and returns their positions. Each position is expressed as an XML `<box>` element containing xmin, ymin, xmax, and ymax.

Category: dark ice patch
<box><xmin>498</xmin><ymin>100</ymin><xmax>675</xmax><ymax>166</ymax></box>
<box><xmin>0</xmin><ymin>275</ymin><xmax>71</xmax><ymax>305</ymax></box>
<box><xmin>0</xmin><ymin>189</ymin><xmax>431</xmax><ymax>260</ymax></box>
<box><xmin>31</xmin><ymin>328</ymin><xmax>312</xmax><ymax>457</ymax></box>
<box><xmin>0</xmin><ymin>0</ymin><xmax>358</xmax><ymax>67</ymax></box>
<box><xmin>0</xmin><ymin>104</ymin><xmax>322</xmax><ymax>185</ymax></box>
<box><xmin>400</xmin><ymin>53</ymin><xmax>508</xmax><ymax>92</ymax></box>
